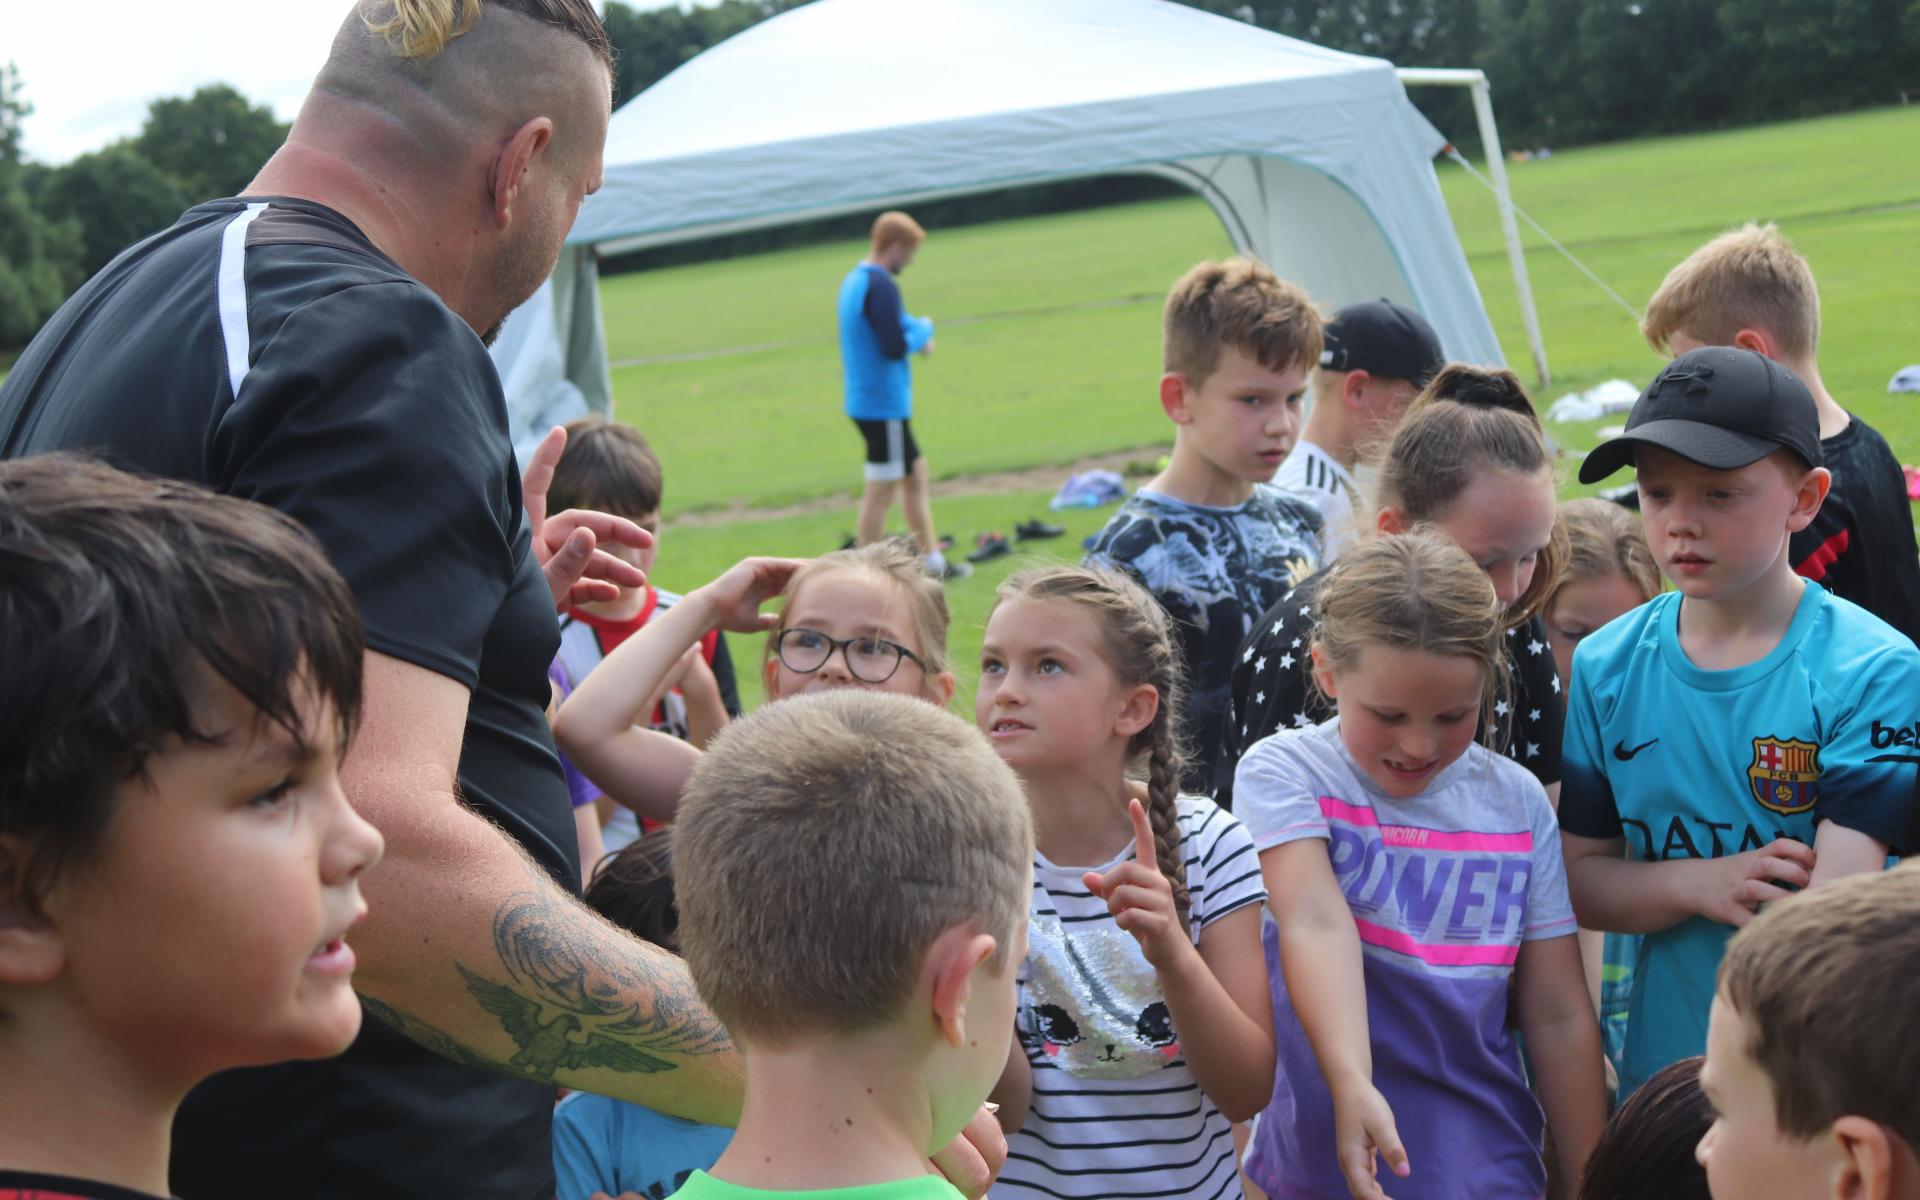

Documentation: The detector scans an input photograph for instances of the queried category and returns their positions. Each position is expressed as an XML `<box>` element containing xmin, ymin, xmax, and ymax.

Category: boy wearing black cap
<box><xmin>1279</xmin><ymin>299</ymin><xmax>1445</xmax><ymax>561</ymax></box>
<box><xmin>1558</xmin><ymin>346</ymin><xmax>1920</xmax><ymax>1098</ymax></box>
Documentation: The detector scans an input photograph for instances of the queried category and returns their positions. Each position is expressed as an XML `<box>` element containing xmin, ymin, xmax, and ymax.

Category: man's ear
<box><xmin>1829</xmin><ymin>1115</ymin><xmax>1897</xmax><ymax>1200</ymax></box>
<box><xmin>1113</xmin><ymin>682</ymin><xmax>1160</xmax><ymax>740</ymax></box>
<box><xmin>1308</xmin><ymin>644</ymin><xmax>1337</xmax><ymax>701</ymax></box>
<box><xmin>1159</xmin><ymin>373</ymin><xmax>1193</xmax><ymax>425</ymax></box>
<box><xmin>489</xmin><ymin>116</ymin><xmax>556</xmax><ymax>229</ymax></box>
<box><xmin>1376</xmin><ymin>505</ymin><xmax>1406</xmax><ymax>535</ymax></box>
<box><xmin>1788</xmin><ymin>466</ymin><xmax>1832</xmax><ymax>534</ymax></box>
<box><xmin>929</xmin><ymin>927</ymin><xmax>997</xmax><ymax>1049</ymax></box>
<box><xmin>0</xmin><ymin>837</ymin><xmax>65</xmax><ymax>987</ymax></box>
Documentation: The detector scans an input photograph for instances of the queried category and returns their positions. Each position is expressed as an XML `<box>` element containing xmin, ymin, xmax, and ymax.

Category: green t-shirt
<box><xmin>669</xmin><ymin>1170</ymin><xmax>965</xmax><ymax>1200</ymax></box>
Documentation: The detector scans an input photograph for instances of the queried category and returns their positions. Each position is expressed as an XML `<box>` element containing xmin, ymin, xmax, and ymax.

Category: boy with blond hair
<box><xmin>1563</xmin><ymin>346</ymin><xmax>1920</xmax><ymax>1097</ymax></box>
<box><xmin>0</xmin><ymin>456</ymin><xmax>385</xmax><ymax>1199</ymax></box>
<box><xmin>1696</xmin><ymin>864</ymin><xmax>1920</xmax><ymax>1200</ymax></box>
<box><xmin>1085</xmin><ymin>258</ymin><xmax>1324</xmax><ymax>789</ymax></box>
<box><xmin>1643</xmin><ymin>222</ymin><xmax>1920</xmax><ymax>642</ymax></box>
<box><xmin>839</xmin><ymin>211</ymin><xmax>963</xmax><ymax>579</ymax></box>
<box><xmin>669</xmin><ymin>689</ymin><xmax>1033</xmax><ymax>1199</ymax></box>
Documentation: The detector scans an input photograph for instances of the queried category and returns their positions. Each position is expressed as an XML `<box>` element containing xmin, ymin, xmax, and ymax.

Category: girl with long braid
<box><xmin>978</xmin><ymin>565</ymin><xmax>1275</xmax><ymax>1199</ymax></box>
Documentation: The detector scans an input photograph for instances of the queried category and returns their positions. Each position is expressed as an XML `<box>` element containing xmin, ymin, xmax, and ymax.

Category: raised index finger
<box><xmin>1128</xmin><ymin>797</ymin><xmax>1157</xmax><ymax>871</ymax></box>
<box><xmin>520</xmin><ymin>425</ymin><xmax>566</xmax><ymax>529</ymax></box>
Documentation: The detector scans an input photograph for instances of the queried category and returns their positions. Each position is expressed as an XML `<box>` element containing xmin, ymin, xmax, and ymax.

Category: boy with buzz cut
<box><xmin>1561</xmin><ymin>345</ymin><xmax>1920</xmax><ymax>1098</ymax></box>
<box><xmin>1085</xmin><ymin>257</ymin><xmax>1324</xmax><ymax>791</ymax></box>
<box><xmin>1643</xmin><ymin>221</ymin><xmax>1920</xmax><ymax>643</ymax></box>
<box><xmin>669</xmin><ymin>689</ymin><xmax>1034</xmax><ymax>1200</ymax></box>
<box><xmin>1696</xmin><ymin>864</ymin><xmax>1920</xmax><ymax>1200</ymax></box>
<box><xmin>1279</xmin><ymin>297</ymin><xmax>1446</xmax><ymax>562</ymax></box>
<box><xmin>0</xmin><ymin>454</ymin><xmax>385</xmax><ymax>1200</ymax></box>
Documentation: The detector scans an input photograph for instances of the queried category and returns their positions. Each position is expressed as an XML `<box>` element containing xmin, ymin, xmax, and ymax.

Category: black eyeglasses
<box><xmin>773</xmin><ymin>627</ymin><xmax>924</xmax><ymax>684</ymax></box>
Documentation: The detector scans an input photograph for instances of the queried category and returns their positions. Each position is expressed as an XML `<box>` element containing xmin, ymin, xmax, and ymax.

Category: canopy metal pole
<box><xmin>1397</xmin><ymin>67</ymin><xmax>1550</xmax><ymax>387</ymax></box>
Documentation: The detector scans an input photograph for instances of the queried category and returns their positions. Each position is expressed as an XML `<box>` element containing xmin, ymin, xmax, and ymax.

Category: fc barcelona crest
<box><xmin>1748</xmin><ymin>736</ymin><xmax>1820</xmax><ymax>815</ymax></box>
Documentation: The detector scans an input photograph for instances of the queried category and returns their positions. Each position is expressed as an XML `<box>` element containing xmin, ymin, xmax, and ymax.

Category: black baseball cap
<box><xmin>1319</xmin><ymin>300</ymin><xmax>1446</xmax><ymax>385</ymax></box>
<box><xmin>1577</xmin><ymin>346</ymin><xmax>1823</xmax><ymax>484</ymax></box>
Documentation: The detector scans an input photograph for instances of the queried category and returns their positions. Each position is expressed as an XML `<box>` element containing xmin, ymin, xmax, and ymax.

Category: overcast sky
<box><xmin>10</xmin><ymin>1</ymin><xmax>667</xmax><ymax>165</ymax></box>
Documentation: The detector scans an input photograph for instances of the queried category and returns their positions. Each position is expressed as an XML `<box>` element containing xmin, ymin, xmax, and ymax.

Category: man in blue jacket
<box><xmin>837</xmin><ymin>211</ymin><xmax>965</xmax><ymax>579</ymax></box>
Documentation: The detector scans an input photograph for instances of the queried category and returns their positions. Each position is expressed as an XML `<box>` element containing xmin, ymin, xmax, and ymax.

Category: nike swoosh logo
<box><xmin>1614</xmin><ymin>738</ymin><xmax>1659</xmax><ymax>761</ymax></box>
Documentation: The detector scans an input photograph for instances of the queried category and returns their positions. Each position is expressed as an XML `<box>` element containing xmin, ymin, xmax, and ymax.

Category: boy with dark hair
<box><xmin>1697</xmin><ymin>865</ymin><xmax>1920</xmax><ymax>1200</ymax></box>
<box><xmin>0</xmin><ymin>455</ymin><xmax>385</xmax><ymax>1199</ymax></box>
<box><xmin>1562</xmin><ymin>346</ymin><xmax>1920</xmax><ymax>1097</ymax></box>
<box><xmin>549</xmin><ymin>415</ymin><xmax>740</xmax><ymax>852</ymax></box>
<box><xmin>1279</xmin><ymin>298</ymin><xmax>1445</xmax><ymax>562</ymax></box>
<box><xmin>1085</xmin><ymin>258</ymin><xmax>1324</xmax><ymax>790</ymax></box>
<box><xmin>671</xmin><ymin>689</ymin><xmax>1033</xmax><ymax>1198</ymax></box>
<box><xmin>1643</xmin><ymin>222</ymin><xmax>1920</xmax><ymax>643</ymax></box>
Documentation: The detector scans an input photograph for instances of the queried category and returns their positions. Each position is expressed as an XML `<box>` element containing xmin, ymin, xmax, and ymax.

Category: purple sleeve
<box><xmin>548</xmin><ymin>660</ymin><xmax>603</xmax><ymax>809</ymax></box>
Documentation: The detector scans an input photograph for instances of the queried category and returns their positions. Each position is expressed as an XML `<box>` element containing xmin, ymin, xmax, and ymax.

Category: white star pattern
<box><xmin>1552</xmin><ymin>674</ymin><xmax>1562</xmax><ymax>694</ymax></box>
<box><xmin>1255</xmin><ymin>691</ymin><xmax>1267</xmax><ymax>706</ymax></box>
<box><xmin>1494</xmin><ymin>700</ymin><xmax>1511</xmax><ymax>717</ymax></box>
<box><xmin>1290</xmin><ymin>637</ymin><xmax>1302</xmax><ymax>649</ymax></box>
<box><xmin>1526</xmin><ymin>742</ymin><xmax>1541</xmax><ymax>758</ymax></box>
<box><xmin>1272</xmin><ymin>619</ymin><xmax>1286</xmax><ymax>636</ymax></box>
<box><xmin>1292</xmin><ymin>711</ymin><xmax>1312</xmax><ymax>728</ymax></box>
<box><xmin>1299</xmin><ymin>605</ymin><xmax>1311</xmax><ymax>616</ymax></box>
<box><xmin>1279</xmin><ymin>652</ymin><xmax>1295</xmax><ymax>670</ymax></box>
<box><xmin>1243</xmin><ymin>643</ymin><xmax>1257</xmax><ymax>663</ymax></box>
<box><xmin>1529</xmin><ymin>709</ymin><xmax>1542</xmax><ymax>722</ymax></box>
<box><xmin>1255</xmin><ymin>656</ymin><xmax>1267</xmax><ymax>673</ymax></box>
<box><xmin>1509</xmin><ymin>627</ymin><xmax>1521</xmax><ymax>638</ymax></box>
<box><xmin>1527</xmin><ymin>638</ymin><xmax>1545</xmax><ymax>656</ymax></box>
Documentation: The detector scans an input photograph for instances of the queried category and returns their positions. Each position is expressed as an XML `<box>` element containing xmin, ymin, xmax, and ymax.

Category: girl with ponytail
<box><xmin>977</xmin><ymin>565</ymin><xmax>1275</xmax><ymax>1199</ymax></box>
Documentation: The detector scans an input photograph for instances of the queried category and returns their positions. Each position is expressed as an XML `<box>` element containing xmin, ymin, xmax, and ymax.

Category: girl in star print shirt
<box><xmin>1216</xmin><ymin>365</ymin><xmax>1569</xmax><ymax>809</ymax></box>
<box><xmin>979</xmin><ymin>566</ymin><xmax>1274</xmax><ymax>1199</ymax></box>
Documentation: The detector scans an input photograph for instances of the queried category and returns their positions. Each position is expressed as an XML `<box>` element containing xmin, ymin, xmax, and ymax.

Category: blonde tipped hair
<box><xmin>1313</xmin><ymin>532</ymin><xmax>1511</xmax><ymax>729</ymax></box>
<box><xmin>764</xmin><ymin>540</ymin><xmax>953</xmax><ymax>700</ymax></box>
<box><xmin>1376</xmin><ymin>363</ymin><xmax>1568</xmax><ymax>626</ymax></box>
<box><xmin>1642</xmin><ymin>222</ymin><xmax>1821</xmax><ymax>360</ymax></box>
<box><xmin>1718</xmin><ymin>863</ymin><xmax>1920</xmax><ymax>1154</ymax></box>
<box><xmin>360</xmin><ymin>0</ymin><xmax>611</xmax><ymax>67</ymax></box>
<box><xmin>1163</xmin><ymin>258</ymin><xmax>1323</xmax><ymax>388</ymax></box>
<box><xmin>673</xmin><ymin>689</ymin><xmax>1034</xmax><ymax>1045</ymax></box>
<box><xmin>992</xmin><ymin>565</ymin><xmax>1192</xmax><ymax>928</ymax></box>
<box><xmin>871</xmin><ymin>211</ymin><xmax>927</xmax><ymax>256</ymax></box>
<box><xmin>1555</xmin><ymin>498</ymin><xmax>1660</xmax><ymax>605</ymax></box>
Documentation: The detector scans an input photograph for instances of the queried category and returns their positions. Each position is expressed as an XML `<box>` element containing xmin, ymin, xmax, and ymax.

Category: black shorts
<box><xmin>852</xmin><ymin>417</ymin><xmax>920</xmax><ymax>482</ymax></box>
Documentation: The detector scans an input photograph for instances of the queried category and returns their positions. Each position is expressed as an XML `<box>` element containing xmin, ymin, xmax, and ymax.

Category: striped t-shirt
<box><xmin>1235</xmin><ymin>719</ymin><xmax>1576</xmax><ymax>1200</ymax></box>
<box><xmin>999</xmin><ymin>795</ymin><xmax>1267</xmax><ymax>1200</ymax></box>
<box><xmin>1275</xmin><ymin>440</ymin><xmax>1363</xmax><ymax>563</ymax></box>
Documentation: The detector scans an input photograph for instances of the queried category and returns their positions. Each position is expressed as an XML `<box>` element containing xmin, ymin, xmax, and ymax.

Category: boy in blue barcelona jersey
<box><xmin>1561</xmin><ymin>345</ymin><xmax>1920</xmax><ymax>1097</ymax></box>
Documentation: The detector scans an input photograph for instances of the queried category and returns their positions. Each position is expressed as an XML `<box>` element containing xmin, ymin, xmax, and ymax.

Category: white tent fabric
<box><xmin>495</xmin><ymin>0</ymin><xmax>1502</xmax><ymax>438</ymax></box>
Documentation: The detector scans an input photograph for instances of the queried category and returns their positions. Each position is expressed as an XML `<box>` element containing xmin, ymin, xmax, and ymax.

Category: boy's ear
<box><xmin>1309</xmin><ymin>644</ymin><xmax>1337</xmax><ymax>700</ymax></box>
<box><xmin>1788</xmin><ymin>466</ymin><xmax>1832</xmax><ymax>534</ymax></box>
<box><xmin>0</xmin><ymin>837</ymin><xmax>65</xmax><ymax>987</ymax></box>
<box><xmin>928</xmin><ymin>926</ymin><xmax>998</xmax><ymax>1050</ymax></box>
<box><xmin>1159</xmin><ymin>373</ymin><xmax>1194</xmax><ymax>425</ymax></box>
<box><xmin>1828</xmin><ymin>1115</ymin><xmax>1898</xmax><ymax>1200</ymax></box>
<box><xmin>1732</xmin><ymin>326</ymin><xmax>1782</xmax><ymax>361</ymax></box>
<box><xmin>1113</xmin><ymin>682</ymin><xmax>1159</xmax><ymax>740</ymax></box>
<box><xmin>1341</xmin><ymin>369</ymin><xmax>1372</xmax><ymax>409</ymax></box>
<box><xmin>1376</xmin><ymin>505</ymin><xmax>1406</xmax><ymax>535</ymax></box>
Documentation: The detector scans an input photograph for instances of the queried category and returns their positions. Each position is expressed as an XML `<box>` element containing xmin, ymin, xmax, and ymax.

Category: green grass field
<box><xmin>613</xmin><ymin>104</ymin><xmax>1920</xmax><ymax>709</ymax></box>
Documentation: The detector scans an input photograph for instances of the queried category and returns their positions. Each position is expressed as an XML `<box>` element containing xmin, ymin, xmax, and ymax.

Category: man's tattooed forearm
<box><xmin>458</xmin><ymin>873</ymin><xmax>732</xmax><ymax>1082</ymax></box>
<box><xmin>359</xmin><ymin>993</ymin><xmax>510</xmax><ymax>1075</ymax></box>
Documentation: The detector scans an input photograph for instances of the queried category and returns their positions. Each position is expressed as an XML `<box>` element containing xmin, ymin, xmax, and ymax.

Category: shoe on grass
<box><xmin>929</xmin><ymin>556</ymin><xmax>973</xmax><ymax>582</ymax></box>
<box><xmin>1014</xmin><ymin>519</ymin><xmax>1066</xmax><ymax>541</ymax></box>
<box><xmin>968</xmin><ymin>533</ymin><xmax>1012</xmax><ymax>564</ymax></box>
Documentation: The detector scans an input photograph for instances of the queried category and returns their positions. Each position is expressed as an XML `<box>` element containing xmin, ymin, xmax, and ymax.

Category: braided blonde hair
<box><xmin>992</xmin><ymin>565</ymin><xmax>1191</xmax><ymax>928</ymax></box>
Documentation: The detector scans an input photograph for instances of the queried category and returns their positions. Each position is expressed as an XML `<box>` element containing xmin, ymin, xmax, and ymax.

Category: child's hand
<box><xmin>1083</xmin><ymin>798</ymin><xmax>1190</xmax><ymax>970</ymax></box>
<box><xmin>1694</xmin><ymin>837</ymin><xmax>1816</xmax><ymax>927</ymax></box>
<box><xmin>1331</xmin><ymin>1078</ymin><xmax>1410</xmax><ymax>1200</ymax></box>
<box><xmin>696</xmin><ymin>557</ymin><xmax>807</xmax><ymax>633</ymax></box>
<box><xmin>677</xmin><ymin>645</ymin><xmax>720</xmax><ymax>699</ymax></box>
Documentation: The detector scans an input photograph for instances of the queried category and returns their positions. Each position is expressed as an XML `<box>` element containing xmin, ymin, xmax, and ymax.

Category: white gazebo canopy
<box><xmin>495</xmin><ymin>0</ymin><xmax>1511</xmax><ymax>452</ymax></box>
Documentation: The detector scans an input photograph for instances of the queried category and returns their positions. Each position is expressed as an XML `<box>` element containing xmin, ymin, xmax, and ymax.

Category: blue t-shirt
<box><xmin>1560</xmin><ymin>581</ymin><xmax>1920</xmax><ymax>1094</ymax></box>
<box><xmin>837</xmin><ymin>263</ymin><xmax>933</xmax><ymax>421</ymax></box>
<box><xmin>553</xmin><ymin>1093</ymin><xmax>731</xmax><ymax>1200</ymax></box>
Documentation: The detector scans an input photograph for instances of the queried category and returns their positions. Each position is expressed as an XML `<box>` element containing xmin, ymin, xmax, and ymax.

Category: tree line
<box><xmin>7</xmin><ymin>0</ymin><xmax>1916</xmax><ymax>349</ymax></box>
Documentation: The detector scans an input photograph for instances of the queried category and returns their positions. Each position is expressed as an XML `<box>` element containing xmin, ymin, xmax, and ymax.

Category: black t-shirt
<box><xmin>1212</xmin><ymin>571</ymin><xmax>1566</xmax><ymax>809</ymax></box>
<box><xmin>1790</xmin><ymin>414</ymin><xmax>1920</xmax><ymax>645</ymax></box>
<box><xmin>0</xmin><ymin>1171</ymin><xmax>169</xmax><ymax>1200</ymax></box>
<box><xmin>0</xmin><ymin>198</ymin><xmax>578</xmax><ymax>1199</ymax></box>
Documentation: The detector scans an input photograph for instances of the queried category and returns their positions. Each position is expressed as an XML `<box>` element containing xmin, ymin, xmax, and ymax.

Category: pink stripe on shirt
<box><xmin>1318</xmin><ymin>796</ymin><xmax>1534</xmax><ymax>854</ymax></box>
<box><xmin>1353</xmin><ymin>915</ymin><xmax>1523</xmax><ymax>967</ymax></box>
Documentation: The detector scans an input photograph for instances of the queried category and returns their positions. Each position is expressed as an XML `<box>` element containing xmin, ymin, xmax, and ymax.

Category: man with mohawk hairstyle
<box><xmin>0</xmin><ymin>4</ymin><xmax>992</xmax><ymax>1199</ymax></box>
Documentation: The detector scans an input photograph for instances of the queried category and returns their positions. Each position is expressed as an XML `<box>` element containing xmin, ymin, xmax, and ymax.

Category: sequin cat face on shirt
<box><xmin>1022</xmin><ymin>918</ymin><xmax>1178</xmax><ymax>1079</ymax></box>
